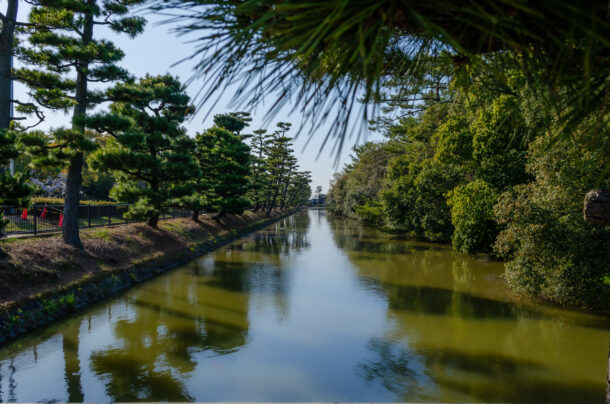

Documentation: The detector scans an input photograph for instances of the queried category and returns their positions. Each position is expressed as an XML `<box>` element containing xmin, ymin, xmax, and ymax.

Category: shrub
<box><xmin>446</xmin><ymin>180</ymin><xmax>498</xmax><ymax>254</ymax></box>
<box><xmin>494</xmin><ymin>129</ymin><xmax>610</xmax><ymax>312</ymax></box>
<box><xmin>354</xmin><ymin>199</ymin><xmax>384</xmax><ymax>225</ymax></box>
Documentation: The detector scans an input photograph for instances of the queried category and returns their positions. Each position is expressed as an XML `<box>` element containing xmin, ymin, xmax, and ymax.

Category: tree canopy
<box><xmin>88</xmin><ymin>74</ymin><xmax>199</xmax><ymax>228</ymax></box>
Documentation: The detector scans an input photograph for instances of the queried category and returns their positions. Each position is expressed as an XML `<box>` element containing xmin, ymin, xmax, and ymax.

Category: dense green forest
<box><xmin>327</xmin><ymin>60</ymin><xmax>610</xmax><ymax>312</ymax></box>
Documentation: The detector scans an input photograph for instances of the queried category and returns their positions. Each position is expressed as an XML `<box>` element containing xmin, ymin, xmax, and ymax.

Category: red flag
<box><xmin>21</xmin><ymin>209</ymin><xmax>27</xmax><ymax>220</ymax></box>
<box><xmin>58</xmin><ymin>214</ymin><xmax>63</xmax><ymax>227</ymax></box>
<box><xmin>40</xmin><ymin>207</ymin><xmax>47</xmax><ymax>219</ymax></box>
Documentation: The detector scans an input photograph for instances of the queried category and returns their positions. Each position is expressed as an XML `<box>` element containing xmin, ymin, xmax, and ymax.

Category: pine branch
<box><xmin>10</xmin><ymin>100</ymin><xmax>46</xmax><ymax>131</ymax></box>
<box><xmin>14</xmin><ymin>21</ymin><xmax>37</xmax><ymax>27</ymax></box>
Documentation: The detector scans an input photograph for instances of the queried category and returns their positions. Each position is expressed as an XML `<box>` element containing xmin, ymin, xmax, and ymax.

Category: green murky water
<box><xmin>0</xmin><ymin>209</ymin><xmax>608</xmax><ymax>402</ymax></box>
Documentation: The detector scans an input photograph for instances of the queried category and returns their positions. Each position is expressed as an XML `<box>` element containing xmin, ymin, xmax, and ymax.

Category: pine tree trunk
<box><xmin>280</xmin><ymin>170</ymin><xmax>291</xmax><ymax>209</ymax></box>
<box><xmin>263</xmin><ymin>191</ymin><xmax>271</xmax><ymax>212</ymax></box>
<box><xmin>148</xmin><ymin>213</ymin><xmax>159</xmax><ymax>228</ymax></box>
<box><xmin>63</xmin><ymin>152</ymin><xmax>83</xmax><ymax>247</ymax></box>
<box><xmin>0</xmin><ymin>0</ymin><xmax>18</xmax><ymax>132</ymax></box>
<box><xmin>266</xmin><ymin>166</ymin><xmax>284</xmax><ymax>216</ymax></box>
<box><xmin>63</xmin><ymin>1</ymin><xmax>94</xmax><ymax>248</ymax></box>
<box><xmin>191</xmin><ymin>209</ymin><xmax>199</xmax><ymax>222</ymax></box>
<box><xmin>287</xmin><ymin>189</ymin><xmax>298</xmax><ymax>207</ymax></box>
<box><xmin>266</xmin><ymin>185</ymin><xmax>280</xmax><ymax>216</ymax></box>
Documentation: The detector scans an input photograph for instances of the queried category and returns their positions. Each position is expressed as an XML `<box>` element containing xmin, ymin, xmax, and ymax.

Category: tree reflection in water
<box><xmin>330</xmin><ymin>214</ymin><xmax>608</xmax><ymax>403</ymax></box>
<box><xmin>88</xmin><ymin>212</ymin><xmax>311</xmax><ymax>401</ymax></box>
<box><xmin>62</xmin><ymin>319</ymin><xmax>85</xmax><ymax>402</ymax></box>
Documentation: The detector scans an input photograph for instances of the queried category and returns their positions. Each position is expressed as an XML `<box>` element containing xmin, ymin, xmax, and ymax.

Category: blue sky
<box><xmin>9</xmin><ymin>3</ymin><xmax>384</xmax><ymax>193</ymax></box>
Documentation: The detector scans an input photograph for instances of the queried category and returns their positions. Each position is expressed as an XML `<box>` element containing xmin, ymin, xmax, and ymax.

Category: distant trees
<box><xmin>192</xmin><ymin>118</ymin><xmax>311</xmax><ymax>219</ymax></box>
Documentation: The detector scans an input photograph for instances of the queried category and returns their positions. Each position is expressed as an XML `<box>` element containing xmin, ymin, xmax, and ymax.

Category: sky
<box><xmin>8</xmin><ymin>2</ymin><xmax>385</xmax><ymax>193</ymax></box>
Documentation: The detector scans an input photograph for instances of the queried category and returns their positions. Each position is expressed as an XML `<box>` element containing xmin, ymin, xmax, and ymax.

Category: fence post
<box><xmin>125</xmin><ymin>205</ymin><xmax>128</xmax><ymax>225</ymax></box>
<box><xmin>108</xmin><ymin>205</ymin><xmax>112</xmax><ymax>226</ymax></box>
<box><xmin>33</xmin><ymin>202</ymin><xmax>37</xmax><ymax>235</ymax></box>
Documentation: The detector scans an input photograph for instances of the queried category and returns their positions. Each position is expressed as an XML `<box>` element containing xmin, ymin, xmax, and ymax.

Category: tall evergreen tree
<box><xmin>195</xmin><ymin>122</ymin><xmax>251</xmax><ymax>220</ymax></box>
<box><xmin>1</xmin><ymin>0</ymin><xmax>46</xmax><ymax>131</ymax></box>
<box><xmin>88</xmin><ymin>74</ymin><xmax>199</xmax><ymax>228</ymax></box>
<box><xmin>184</xmin><ymin>112</ymin><xmax>252</xmax><ymax>222</ymax></box>
<box><xmin>18</xmin><ymin>0</ymin><xmax>145</xmax><ymax>247</ymax></box>
<box><xmin>279</xmin><ymin>154</ymin><xmax>297</xmax><ymax>209</ymax></box>
<box><xmin>0</xmin><ymin>0</ymin><xmax>19</xmax><ymax>133</ymax></box>
<box><xmin>0</xmin><ymin>0</ymin><xmax>36</xmax><ymax>226</ymax></box>
<box><xmin>247</xmin><ymin>128</ymin><xmax>272</xmax><ymax>211</ymax></box>
<box><xmin>286</xmin><ymin>170</ymin><xmax>312</xmax><ymax>208</ymax></box>
<box><xmin>265</xmin><ymin>122</ymin><xmax>293</xmax><ymax>215</ymax></box>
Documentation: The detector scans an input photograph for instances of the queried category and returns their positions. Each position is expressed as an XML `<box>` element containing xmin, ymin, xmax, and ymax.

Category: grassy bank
<box><xmin>0</xmin><ymin>208</ymin><xmax>299</xmax><ymax>343</ymax></box>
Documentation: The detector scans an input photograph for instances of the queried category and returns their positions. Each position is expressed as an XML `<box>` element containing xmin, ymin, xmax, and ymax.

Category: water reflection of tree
<box><xmin>217</xmin><ymin>211</ymin><xmax>311</xmax><ymax>321</ymax></box>
<box><xmin>62</xmin><ymin>319</ymin><xmax>84</xmax><ymax>402</ymax></box>
<box><xmin>0</xmin><ymin>357</ymin><xmax>17</xmax><ymax>402</ymax></box>
<box><xmin>87</xmin><ymin>213</ymin><xmax>312</xmax><ymax>401</ymax></box>
<box><xmin>89</xmin><ymin>257</ymin><xmax>253</xmax><ymax>401</ymax></box>
<box><xmin>358</xmin><ymin>336</ymin><xmax>433</xmax><ymax>399</ymax></box>
<box><xmin>331</xmin><ymin>216</ymin><xmax>606</xmax><ymax>403</ymax></box>
<box><xmin>327</xmin><ymin>215</ymin><xmax>517</xmax><ymax>318</ymax></box>
<box><xmin>327</xmin><ymin>215</ymin><xmax>444</xmax><ymax>256</ymax></box>
<box><xmin>245</xmin><ymin>212</ymin><xmax>311</xmax><ymax>256</ymax></box>
<box><xmin>359</xmin><ymin>333</ymin><xmax>602</xmax><ymax>402</ymax></box>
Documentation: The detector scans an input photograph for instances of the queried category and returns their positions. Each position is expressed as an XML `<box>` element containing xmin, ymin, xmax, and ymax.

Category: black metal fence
<box><xmin>0</xmin><ymin>204</ymin><xmax>192</xmax><ymax>236</ymax></box>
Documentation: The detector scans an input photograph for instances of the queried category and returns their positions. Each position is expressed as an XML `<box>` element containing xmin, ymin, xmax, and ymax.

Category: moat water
<box><xmin>0</xmin><ymin>209</ymin><xmax>608</xmax><ymax>402</ymax></box>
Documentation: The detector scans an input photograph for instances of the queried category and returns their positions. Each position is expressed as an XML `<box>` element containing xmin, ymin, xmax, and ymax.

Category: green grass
<box><xmin>89</xmin><ymin>229</ymin><xmax>111</xmax><ymax>240</ymax></box>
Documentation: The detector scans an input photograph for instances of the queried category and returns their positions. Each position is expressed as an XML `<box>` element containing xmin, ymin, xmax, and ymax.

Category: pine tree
<box><xmin>286</xmin><ymin>171</ymin><xmax>312</xmax><ymax>208</ymax></box>
<box><xmin>88</xmin><ymin>74</ymin><xmax>199</xmax><ymax>228</ymax></box>
<box><xmin>17</xmin><ymin>0</ymin><xmax>145</xmax><ymax>247</ymax></box>
<box><xmin>183</xmin><ymin>112</ymin><xmax>252</xmax><ymax>222</ymax></box>
<box><xmin>247</xmin><ymin>128</ymin><xmax>273</xmax><ymax>211</ymax></box>
<box><xmin>265</xmin><ymin>122</ymin><xmax>294</xmax><ymax>215</ymax></box>
<box><xmin>0</xmin><ymin>0</ymin><xmax>36</xmax><ymax>230</ymax></box>
<box><xmin>195</xmin><ymin>121</ymin><xmax>251</xmax><ymax>220</ymax></box>
<box><xmin>213</xmin><ymin>112</ymin><xmax>251</xmax><ymax>136</ymax></box>
<box><xmin>279</xmin><ymin>154</ymin><xmax>297</xmax><ymax>209</ymax></box>
<box><xmin>0</xmin><ymin>0</ymin><xmax>19</xmax><ymax>133</ymax></box>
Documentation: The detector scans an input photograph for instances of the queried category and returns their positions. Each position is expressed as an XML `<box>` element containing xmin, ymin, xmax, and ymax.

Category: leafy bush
<box><xmin>447</xmin><ymin>180</ymin><xmax>498</xmax><ymax>254</ymax></box>
<box><xmin>354</xmin><ymin>199</ymin><xmax>384</xmax><ymax>225</ymax></box>
<box><xmin>383</xmin><ymin>156</ymin><xmax>459</xmax><ymax>241</ymax></box>
<box><xmin>494</xmin><ymin>127</ymin><xmax>610</xmax><ymax>312</ymax></box>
